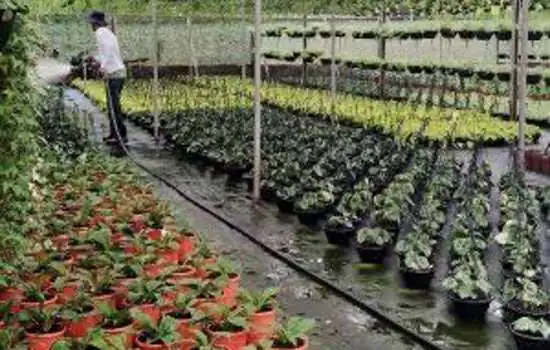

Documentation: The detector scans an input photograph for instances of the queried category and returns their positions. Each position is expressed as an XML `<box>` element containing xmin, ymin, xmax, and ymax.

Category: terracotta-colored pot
<box><xmin>21</xmin><ymin>294</ymin><xmax>58</xmax><ymax>310</ymax></box>
<box><xmin>195</xmin><ymin>257</ymin><xmax>217</xmax><ymax>279</ymax></box>
<box><xmin>531</xmin><ymin>152</ymin><xmax>543</xmax><ymax>173</ymax></box>
<box><xmin>158</xmin><ymin>248</ymin><xmax>180</xmax><ymax>264</ymax></box>
<box><xmin>113</xmin><ymin>278</ymin><xmax>136</xmax><ymax>309</ymax></box>
<box><xmin>222</xmin><ymin>273</ymin><xmax>241</xmax><ymax>307</ymax></box>
<box><xmin>132</xmin><ymin>303</ymin><xmax>161</xmax><ymax>325</ymax></box>
<box><xmin>164</xmin><ymin>309</ymin><xmax>200</xmax><ymax>339</ymax></box>
<box><xmin>68</xmin><ymin>244</ymin><xmax>92</xmax><ymax>261</ymax></box>
<box><xmin>170</xmin><ymin>266</ymin><xmax>196</xmax><ymax>280</ymax></box>
<box><xmin>207</xmin><ymin>327</ymin><xmax>248</xmax><ymax>350</ymax></box>
<box><xmin>248</xmin><ymin>308</ymin><xmax>277</xmax><ymax>345</ymax></box>
<box><xmin>65</xmin><ymin>310</ymin><xmax>102</xmax><ymax>338</ymax></box>
<box><xmin>147</xmin><ymin>228</ymin><xmax>162</xmax><ymax>241</ymax></box>
<box><xmin>26</xmin><ymin>325</ymin><xmax>66</xmax><ymax>350</ymax></box>
<box><xmin>144</xmin><ymin>264</ymin><xmax>163</xmax><ymax>279</ymax></box>
<box><xmin>58</xmin><ymin>281</ymin><xmax>81</xmax><ymax>304</ymax></box>
<box><xmin>135</xmin><ymin>331</ymin><xmax>181</xmax><ymax>349</ymax></box>
<box><xmin>542</xmin><ymin>155</ymin><xmax>550</xmax><ymax>175</ymax></box>
<box><xmin>92</xmin><ymin>290</ymin><xmax>117</xmax><ymax>309</ymax></box>
<box><xmin>0</xmin><ymin>287</ymin><xmax>22</xmax><ymax>301</ymax></box>
<box><xmin>193</xmin><ymin>297</ymin><xmax>223</xmax><ymax>318</ymax></box>
<box><xmin>177</xmin><ymin>233</ymin><xmax>195</xmax><ymax>259</ymax></box>
<box><xmin>271</xmin><ymin>337</ymin><xmax>309</xmax><ymax>350</ymax></box>
<box><xmin>50</xmin><ymin>234</ymin><xmax>70</xmax><ymax>250</ymax></box>
<box><xmin>130</xmin><ymin>215</ymin><xmax>146</xmax><ymax>233</ymax></box>
<box><xmin>103</xmin><ymin>322</ymin><xmax>135</xmax><ymax>349</ymax></box>
<box><xmin>179</xmin><ymin>338</ymin><xmax>197</xmax><ymax>350</ymax></box>
<box><xmin>525</xmin><ymin>149</ymin><xmax>537</xmax><ymax>171</ymax></box>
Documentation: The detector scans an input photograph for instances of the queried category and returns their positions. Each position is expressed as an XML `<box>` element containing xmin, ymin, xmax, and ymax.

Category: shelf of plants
<box><xmin>0</xmin><ymin>151</ymin><xmax>315</xmax><ymax>350</ymax></box>
<box><xmin>261</xmin><ymin>21</ymin><xmax>550</xmax><ymax>41</ymax></box>
<box><xmin>497</xmin><ymin>171</ymin><xmax>550</xmax><ymax>349</ymax></box>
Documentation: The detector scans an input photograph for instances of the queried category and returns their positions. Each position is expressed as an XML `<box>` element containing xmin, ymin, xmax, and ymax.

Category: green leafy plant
<box><xmin>128</xmin><ymin>279</ymin><xmax>170</xmax><ymax>306</ymax></box>
<box><xmin>98</xmin><ymin>304</ymin><xmax>133</xmax><ymax>329</ymax></box>
<box><xmin>240</xmin><ymin>287</ymin><xmax>279</xmax><ymax>313</ymax></box>
<box><xmin>356</xmin><ymin>227</ymin><xmax>392</xmax><ymax>247</ymax></box>
<box><xmin>511</xmin><ymin>317</ymin><xmax>550</xmax><ymax>339</ymax></box>
<box><xmin>19</xmin><ymin>307</ymin><xmax>63</xmax><ymax>334</ymax></box>
<box><xmin>272</xmin><ymin>317</ymin><xmax>315</xmax><ymax>348</ymax></box>
<box><xmin>442</xmin><ymin>256</ymin><xmax>492</xmax><ymax>300</ymax></box>
<box><xmin>59</xmin><ymin>292</ymin><xmax>95</xmax><ymax>321</ymax></box>
<box><xmin>132</xmin><ymin>312</ymin><xmax>180</xmax><ymax>346</ymax></box>
<box><xmin>52</xmin><ymin>328</ymin><xmax>126</xmax><ymax>350</ymax></box>
<box><xmin>207</xmin><ymin>305</ymin><xmax>248</xmax><ymax>333</ymax></box>
<box><xmin>503</xmin><ymin>278</ymin><xmax>549</xmax><ymax>311</ymax></box>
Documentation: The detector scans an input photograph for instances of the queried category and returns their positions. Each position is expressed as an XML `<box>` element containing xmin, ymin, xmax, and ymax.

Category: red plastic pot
<box><xmin>144</xmin><ymin>263</ymin><xmax>163</xmax><ymax>279</ymax></box>
<box><xmin>542</xmin><ymin>155</ymin><xmax>550</xmax><ymax>175</ymax></box>
<box><xmin>65</xmin><ymin>310</ymin><xmax>102</xmax><ymax>338</ymax></box>
<box><xmin>130</xmin><ymin>215</ymin><xmax>146</xmax><ymax>233</ymax></box>
<box><xmin>103</xmin><ymin>322</ymin><xmax>135</xmax><ymax>349</ymax></box>
<box><xmin>21</xmin><ymin>294</ymin><xmax>58</xmax><ymax>310</ymax></box>
<box><xmin>0</xmin><ymin>288</ymin><xmax>22</xmax><ymax>312</ymax></box>
<box><xmin>147</xmin><ymin>228</ymin><xmax>162</xmax><ymax>241</ymax></box>
<box><xmin>179</xmin><ymin>338</ymin><xmax>197</xmax><ymax>350</ymax></box>
<box><xmin>248</xmin><ymin>309</ymin><xmax>276</xmax><ymax>344</ymax></box>
<box><xmin>195</xmin><ymin>257</ymin><xmax>217</xmax><ymax>279</ymax></box>
<box><xmin>26</xmin><ymin>325</ymin><xmax>66</xmax><ymax>350</ymax></box>
<box><xmin>177</xmin><ymin>233</ymin><xmax>196</xmax><ymax>258</ymax></box>
<box><xmin>135</xmin><ymin>331</ymin><xmax>182</xmax><ymax>349</ymax></box>
<box><xmin>525</xmin><ymin>150</ymin><xmax>537</xmax><ymax>171</ymax></box>
<box><xmin>207</xmin><ymin>327</ymin><xmax>248</xmax><ymax>350</ymax></box>
<box><xmin>92</xmin><ymin>290</ymin><xmax>117</xmax><ymax>309</ymax></box>
<box><xmin>68</xmin><ymin>244</ymin><xmax>92</xmax><ymax>261</ymax></box>
<box><xmin>194</xmin><ymin>297</ymin><xmax>223</xmax><ymax>318</ymax></box>
<box><xmin>222</xmin><ymin>273</ymin><xmax>241</xmax><ymax>307</ymax></box>
<box><xmin>271</xmin><ymin>337</ymin><xmax>309</xmax><ymax>350</ymax></box>
<box><xmin>132</xmin><ymin>303</ymin><xmax>161</xmax><ymax>325</ymax></box>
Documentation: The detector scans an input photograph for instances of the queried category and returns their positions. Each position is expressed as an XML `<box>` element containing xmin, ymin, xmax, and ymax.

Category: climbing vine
<box><xmin>0</xmin><ymin>0</ymin><xmax>43</xmax><ymax>260</ymax></box>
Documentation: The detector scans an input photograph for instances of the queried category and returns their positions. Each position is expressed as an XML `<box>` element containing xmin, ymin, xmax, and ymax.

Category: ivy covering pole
<box><xmin>252</xmin><ymin>0</ymin><xmax>262</xmax><ymax>202</ymax></box>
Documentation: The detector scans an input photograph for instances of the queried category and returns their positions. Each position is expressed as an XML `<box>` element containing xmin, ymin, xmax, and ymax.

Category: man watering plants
<box><xmin>88</xmin><ymin>10</ymin><xmax>128</xmax><ymax>145</ymax></box>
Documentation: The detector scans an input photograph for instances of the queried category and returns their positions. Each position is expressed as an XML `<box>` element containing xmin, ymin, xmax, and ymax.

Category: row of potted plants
<box><xmin>0</xmin><ymin>151</ymin><xmax>315</xmax><ymax>350</ymax></box>
<box><xmin>262</xmin><ymin>25</ymin><xmax>550</xmax><ymax>41</ymax></box>
<box><xmin>442</xmin><ymin>158</ymin><xmax>494</xmax><ymax>321</ymax></box>
<box><xmin>497</xmin><ymin>170</ymin><xmax>549</xmax><ymax>349</ymax></box>
<box><xmin>394</xmin><ymin>154</ymin><xmax>463</xmax><ymax>290</ymax></box>
<box><xmin>353</xmin><ymin>148</ymin><xmax>435</xmax><ymax>264</ymax></box>
<box><xmin>74</xmin><ymin>76</ymin><xmax>542</xmax><ymax>147</ymax></box>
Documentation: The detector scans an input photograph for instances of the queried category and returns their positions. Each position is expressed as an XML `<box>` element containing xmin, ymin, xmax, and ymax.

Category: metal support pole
<box><xmin>252</xmin><ymin>0</ymin><xmax>262</xmax><ymax>202</ymax></box>
<box><xmin>330</xmin><ymin>11</ymin><xmax>337</xmax><ymax>114</ymax></box>
<box><xmin>240</xmin><ymin>0</ymin><xmax>247</xmax><ymax>79</ymax></box>
<box><xmin>152</xmin><ymin>0</ymin><xmax>160</xmax><ymax>143</ymax></box>
<box><xmin>301</xmin><ymin>13</ymin><xmax>308</xmax><ymax>85</ymax></box>
<box><xmin>377</xmin><ymin>10</ymin><xmax>387</xmax><ymax>98</ymax></box>
<box><xmin>510</xmin><ymin>0</ymin><xmax>520</xmax><ymax>121</ymax></box>
<box><xmin>517</xmin><ymin>0</ymin><xmax>529</xmax><ymax>170</ymax></box>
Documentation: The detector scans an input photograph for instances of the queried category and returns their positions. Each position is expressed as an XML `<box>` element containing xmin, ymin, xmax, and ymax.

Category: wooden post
<box><xmin>252</xmin><ymin>0</ymin><xmax>262</xmax><ymax>202</ymax></box>
<box><xmin>377</xmin><ymin>10</ymin><xmax>386</xmax><ymax>98</ymax></box>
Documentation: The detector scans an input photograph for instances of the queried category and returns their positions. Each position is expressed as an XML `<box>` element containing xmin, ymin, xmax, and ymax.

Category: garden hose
<box><xmin>102</xmin><ymin>85</ymin><xmax>448</xmax><ymax>350</ymax></box>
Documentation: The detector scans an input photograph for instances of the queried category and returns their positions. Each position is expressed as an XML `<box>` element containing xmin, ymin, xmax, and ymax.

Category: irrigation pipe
<box><xmin>98</xmin><ymin>85</ymin><xmax>448</xmax><ymax>350</ymax></box>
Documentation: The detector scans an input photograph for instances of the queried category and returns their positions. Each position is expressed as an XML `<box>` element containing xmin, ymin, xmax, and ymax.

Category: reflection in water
<box><xmin>323</xmin><ymin>247</ymin><xmax>349</xmax><ymax>274</ymax></box>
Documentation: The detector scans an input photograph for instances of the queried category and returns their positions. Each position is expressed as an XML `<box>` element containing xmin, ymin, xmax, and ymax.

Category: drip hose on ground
<box><xmin>99</xmin><ymin>84</ymin><xmax>447</xmax><ymax>350</ymax></box>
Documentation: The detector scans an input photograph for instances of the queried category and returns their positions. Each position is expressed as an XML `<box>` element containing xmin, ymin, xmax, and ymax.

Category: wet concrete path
<box><xmin>65</xmin><ymin>88</ymin><xmax>426</xmax><ymax>350</ymax></box>
<box><xmin>65</xmin><ymin>87</ymin><xmax>550</xmax><ymax>350</ymax></box>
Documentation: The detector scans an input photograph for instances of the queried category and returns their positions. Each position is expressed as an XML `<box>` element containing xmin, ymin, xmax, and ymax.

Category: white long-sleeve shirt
<box><xmin>95</xmin><ymin>27</ymin><xmax>126</xmax><ymax>77</ymax></box>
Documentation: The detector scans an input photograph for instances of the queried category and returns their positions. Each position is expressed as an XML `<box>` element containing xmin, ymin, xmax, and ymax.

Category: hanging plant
<box><xmin>410</xmin><ymin>31</ymin><xmax>423</xmax><ymax>40</ymax></box>
<box><xmin>458</xmin><ymin>29</ymin><xmax>475</xmax><ymax>40</ymax></box>
<box><xmin>498</xmin><ymin>53</ymin><xmax>510</xmax><ymax>60</ymax></box>
<box><xmin>497</xmin><ymin>71</ymin><xmax>511</xmax><ymax>82</ymax></box>
<box><xmin>423</xmin><ymin>30</ymin><xmax>438</xmax><ymax>40</ymax></box>
<box><xmin>527</xmin><ymin>73</ymin><xmax>542</xmax><ymax>85</ymax></box>
<box><xmin>440</xmin><ymin>27</ymin><xmax>456</xmax><ymax>39</ymax></box>
<box><xmin>422</xmin><ymin>64</ymin><xmax>436</xmax><ymax>75</ymax></box>
<box><xmin>528</xmin><ymin>30</ymin><xmax>544</xmax><ymax>41</ymax></box>
<box><xmin>496</xmin><ymin>30</ymin><xmax>512</xmax><ymax>41</ymax></box>
<box><xmin>458</xmin><ymin>68</ymin><xmax>474</xmax><ymax>78</ymax></box>
<box><xmin>475</xmin><ymin>30</ymin><xmax>494</xmax><ymax>41</ymax></box>
<box><xmin>407</xmin><ymin>64</ymin><xmax>423</xmax><ymax>74</ymax></box>
<box><xmin>476</xmin><ymin>70</ymin><xmax>495</xmax><ymax>81</ymax></box>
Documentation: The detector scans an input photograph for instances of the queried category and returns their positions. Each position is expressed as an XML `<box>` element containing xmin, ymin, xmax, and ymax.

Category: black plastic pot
<box><xmin>356</xmin><ymin>244</ymin><xmax>388</xmax><ymax>264</ymax></box>
<box><xmin>475</xmin><ymin>30</ymin><xmax>494</xmax><ymax>41</ymax></box>
<box><xmin>423</xmin><ymin>30</ymin><xmax>438</xmax><ymax>39</ymax></box>
<box><xmin>324</xmin><ymin>226</ymin><xmax>354</xmax><ymax>246</ymax></box>
<box><xmin>496</xmin><ymin>30</ymin><xmax>512</xmax><ymax>41</ymax></box>
<box><xmin>400</xmin><ymin>268</ymin><xmax>435</xmax><ymax>290</ymax></box>
<box><xmin>409</xmin><ymin>32</ymin><xmax>423</xmax><ymax>40</ymax></box>
<box><xmin>502</xmin><ymin>299</ymin><xmax>549</xmax><ymax>324</ymax></box>
<box><xmin>528</xmin><ymin>30</ymin><xmax>544</xmax><ymax>41</ymax></box>
<box><xmin>276</xmin><ymin>198</ymin><xmax>294</xmax><ymax>213</ymax></box>
<box><xmin>295</xmin><ymin>208</ymin><xmax>326</xmax><ymax>226</ymax></box>
<box><xmin>510</xmin><ymin>327</ymin><xmax>550</xmax><ymax>350</ymax></box>
<box><xmin>440</xmin><ymin>28</ymin><xmax>456</xmax><ymax>39</ymax></box>
<box><xmin>448</xmin><ymin>294</ymin><xmax>492</xmax><ymax>320</ymax></box>
<box><xmin>422</xmin><ymin>66</ymin><xmax>435</xmax><ymax>74</ymax></box>
<box><xmin>458</xmin><ymin>69</ymin><xmax>474</xmax><ymax>78</ymax></box>
<box><xmin>458</xmin><ymin>30</ymin><xmax>475</xmax><ymax>40</ymax></box>
<box><xmin>498</xmin><ymin>53</ymin><xmax>509</xmax><ymax>60</ymax></box>
<box><xmin>407</xmin><ymin>65</ymin><xmax>422</xmax><ymax>74</ymax></box>
<box><xmin>527</xmin><ymin>74</ymin><xmax>542</xmax><ymax>85</ymax></box>
<box><xmin>0</xmin><ymin>9</ymin><xmax>17</xmax><ymax>51</ymax></box>
<box><xmin>497</xmin><ymin>72</ymin><xmax>511</xmax><ymax>82</ymax></box>
<box><xmin>362</xmin><ymin>32</ymin><xmax>377</xmax><ymax>39</ymax></box>
<box><xmin>260</xmin><ymin>187</ymin><xmax>276</xmax><ymax>202</ymax></box>
<box><xmin>477</xmin><ymin>70</ymin><xmax>495</xmax><ymax>81</ymax></box>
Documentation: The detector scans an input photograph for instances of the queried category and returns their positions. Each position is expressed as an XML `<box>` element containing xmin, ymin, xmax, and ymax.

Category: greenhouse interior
<box><xmin>3</xmin><ymin>0</ymin><xmax>550</xmax><ymax>349</ymax></box>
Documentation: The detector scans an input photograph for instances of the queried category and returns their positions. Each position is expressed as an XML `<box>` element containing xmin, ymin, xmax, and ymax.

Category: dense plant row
<box><xmin>497</xmin><ymin>170</ymin><xmax>550</xmax><ymax>348</ymax></box>
<box><xmin>442</xmin><ymin>157</ymin><xmax>493</xmax><ymax>320</ymax></box>
<box><xmin>394</xmin><ymin>154</ymin><xmax>462</xmax><ymax>289</ymax></box>
<box><xmin>262</xmin><ymin>24</ymin><xmax>550</xmax><ymax>41</ymax></box>
<box><xmin>74</xmin><ymin>77</ymin><xmax>542</xmax><ymax>147</ymax></box>
<box><xmin>0</xmin><ymin>149</ymin><xmax>315</xmax><ymax>350</ymax></box>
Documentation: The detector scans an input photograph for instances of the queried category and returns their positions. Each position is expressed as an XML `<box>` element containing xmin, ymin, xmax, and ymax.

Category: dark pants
<box><xmin>105</xmin><ymin>78</ymin><xmax>127</xmax><ymax>139</ymax></box>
